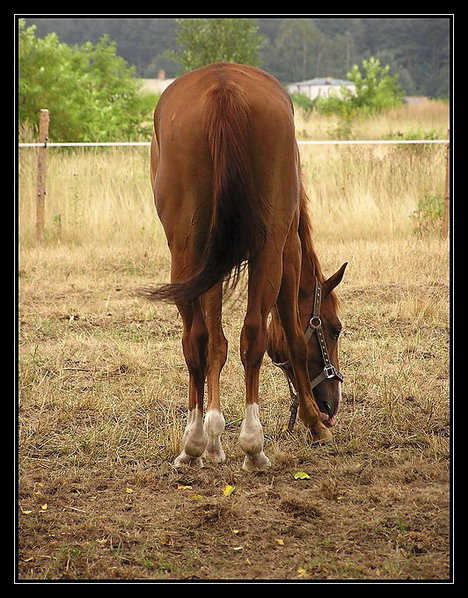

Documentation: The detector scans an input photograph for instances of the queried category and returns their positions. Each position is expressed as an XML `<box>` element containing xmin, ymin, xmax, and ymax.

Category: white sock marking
<box><xmin>204</xmin><ymin>410</ymin><xmax>226</xmax><ymax>462</ymax></box>
<box><xmin>174</xmin><ymin>407</ymin><xmax>207</xmax><ymax>467</ymax></box>
<box><xmin>239</xmin><ymin>404</ymin><xmax>270</xmax><ymax>470</ymax></box>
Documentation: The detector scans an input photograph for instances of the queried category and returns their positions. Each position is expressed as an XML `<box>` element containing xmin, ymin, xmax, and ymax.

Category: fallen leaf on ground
<box><xmin>275</xmin><ymin>538</ymin><xmax>285</xmax><ymax>545</ymax></box>
<box><xmin>125</xmin><ymin>488</ymin><xmax>134</xmax><ymax>493</ymax></box>
<box><xmin>177</xmin><ymin>485</ymin><xmax>192</xmax><ymax>490</ymax></box>
<box><xmin>294</xmin><ymin>472</ymin><xmax>311</xmax><ymax>480</ymax></box>
<box><xmin>41</xmin><ymin>504</ymin><xmax>48</xmax><ymax>510</ymax></box>
<box><xmin>223</xmin><ymin>485</ymin><xmax>236</xmax><ymax>496</ymax></box>
<box><xmin>296</xmin><ymin>568</ymin><xmax>308</xmax><ymax>578</ymax></box>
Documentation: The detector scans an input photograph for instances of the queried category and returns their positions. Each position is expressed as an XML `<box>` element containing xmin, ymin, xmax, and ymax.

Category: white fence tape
<box><xmin>18</xmin><ymin>142</ymin><xmax>151</xmax><ymax>148</ymax></box>
<box><xmin>298</xmin><ymin>139</ymin><xmax>448</xmax><ymax>145</ymax></box>
<box><xmin>18</xmin><ymin>139</ymin><xmax>449</xmax><ymax>148</ymax></box>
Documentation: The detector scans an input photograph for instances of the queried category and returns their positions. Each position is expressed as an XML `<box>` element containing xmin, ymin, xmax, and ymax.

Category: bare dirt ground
<box><xmin>18</xmin><ymin>237</ymin><xmax>449</xmax><ymax>581</ymax></box>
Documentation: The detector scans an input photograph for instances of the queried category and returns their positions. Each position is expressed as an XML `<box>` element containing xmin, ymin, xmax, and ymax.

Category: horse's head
<box><xmin>306</xmin><ymin>263</ymin><xmax>347</xmax><ymax>427</ymax></box>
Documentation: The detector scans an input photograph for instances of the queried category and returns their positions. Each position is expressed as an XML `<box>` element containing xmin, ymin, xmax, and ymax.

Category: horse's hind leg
<box><xmin>174</xmin><ymin>298</ymin><xmax>209</xmax><ymax>468</ymax></box>
<box><xmin>239</xmin><ymin>245</ymin><xmax>284</xmax><ymax>471</ymax></box>
<box><xmin>202</xmin><ymin>283</ymin><xmax>228</xmax><ymax>463</ymax></box>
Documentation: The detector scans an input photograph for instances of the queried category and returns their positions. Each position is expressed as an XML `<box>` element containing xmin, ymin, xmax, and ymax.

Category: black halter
<box><xmin>272</xmin><ymin>278</ymin><xmax>344</xmax><ymax>432</ymax></box>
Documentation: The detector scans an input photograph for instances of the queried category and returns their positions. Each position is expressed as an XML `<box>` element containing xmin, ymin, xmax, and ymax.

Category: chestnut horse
<box><xmin>148</xmin><ymin>63</ymin><xmax>347</xmax><ymax>471</ymax></box>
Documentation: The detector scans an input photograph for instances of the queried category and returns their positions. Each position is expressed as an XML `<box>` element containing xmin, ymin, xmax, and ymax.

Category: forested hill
<box><xmin>23</xmin><ymin>17</ymin><xmax>450</xmax><ymax>98</ymax></box>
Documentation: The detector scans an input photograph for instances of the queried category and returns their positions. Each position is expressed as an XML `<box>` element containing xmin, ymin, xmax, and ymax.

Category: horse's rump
<box><xmin>147</xmin><ymin>63</ymin><xmax>295</xmax><ymax>305</ymax></box>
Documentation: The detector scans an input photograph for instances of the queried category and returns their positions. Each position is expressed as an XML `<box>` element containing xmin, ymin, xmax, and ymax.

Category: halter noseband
<box><xmin>272</xmin><ymin>278</ymin><xmax>343</xmax><ymax>432</ymax></box>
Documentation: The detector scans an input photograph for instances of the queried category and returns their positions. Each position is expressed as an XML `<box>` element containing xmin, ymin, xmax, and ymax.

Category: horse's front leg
<box><xmin>239</xmin><ymin>245</ymin><xmax>284</xmax><ymax>471</ymax></box>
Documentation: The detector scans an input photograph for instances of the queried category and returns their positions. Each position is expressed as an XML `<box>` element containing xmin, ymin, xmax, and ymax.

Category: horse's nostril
<box><xmin>320</xmin><ymin>401</ymin><xmax>333</xmax><ymax>418</ymax></box>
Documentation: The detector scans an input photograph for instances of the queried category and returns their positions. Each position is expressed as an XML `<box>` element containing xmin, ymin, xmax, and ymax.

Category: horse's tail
<box><xmin>148</xmin><ymin>81</ymin><xmax>267</xmax><ymax>304</ymax></box>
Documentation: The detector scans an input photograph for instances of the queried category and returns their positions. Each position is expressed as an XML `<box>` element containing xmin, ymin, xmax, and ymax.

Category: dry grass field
<box><xmin>295</xmin><ymin>100</ymin><xmax>448</xmax><ymax>141</ymax></box>
<box><xmin>18</xmin><ymin>103</ymin><xmax>450</xmax><ymax>581</ymax></box>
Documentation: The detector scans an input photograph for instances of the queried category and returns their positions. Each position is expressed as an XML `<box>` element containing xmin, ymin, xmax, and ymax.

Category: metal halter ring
<box><xmin>309</xmin><ymin>316</ymin><xmax>322</xmax><ymax>328</ymax></box>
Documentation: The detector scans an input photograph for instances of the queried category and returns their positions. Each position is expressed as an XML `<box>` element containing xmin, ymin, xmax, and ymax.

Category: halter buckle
<box><xmin>324</xmin><ymin>364</ymin><xmax>336</xmax><ymax>379</ymax></box>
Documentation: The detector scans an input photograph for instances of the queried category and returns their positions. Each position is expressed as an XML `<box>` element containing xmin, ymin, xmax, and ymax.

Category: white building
<box><xmin>287</xmin><ymin>76</ymin><xmax>355</xmax><ymax>100</ymax></box>
<box><xmin>139</xmin><ymin>70</ymin><xmax>176</xmax><ymax>95</ymax></box>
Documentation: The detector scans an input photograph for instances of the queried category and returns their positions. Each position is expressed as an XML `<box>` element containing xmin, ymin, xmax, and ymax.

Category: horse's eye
<box><xmin>332</xmin><ymin>328</ymin><xmax>342</xmax><ymax>339</ymax></box>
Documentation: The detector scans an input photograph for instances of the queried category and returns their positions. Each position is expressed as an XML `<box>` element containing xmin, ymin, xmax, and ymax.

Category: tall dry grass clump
<box><xmin>19</xmin><ymin>146</ymin><xmax>446</xmax><ymax>244</ymax></box>
<box><xmin>300</xmin><ymin>143</ymin><xmax>445</xmax><ymax>241</ymax></box>
<box><xmin>19</xmin><ymin>100</ymin><xmax>448</xmax><ymax>246</ymax></box>
<box><xmin>19</xmin><ymin>148</ymin><xmax>163</xmax><ymax>246</ymax></box>
<box><xmin>294</xmin><ymin>99</ymin><xmax>448</xmax><ymax>141</ymax></box>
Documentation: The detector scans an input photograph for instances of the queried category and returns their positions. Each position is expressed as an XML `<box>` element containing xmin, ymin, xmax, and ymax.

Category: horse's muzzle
<box><xmin>317</xmin><ymin>400</ymin><xmax>337</xmax><ymax>427</ymax></box>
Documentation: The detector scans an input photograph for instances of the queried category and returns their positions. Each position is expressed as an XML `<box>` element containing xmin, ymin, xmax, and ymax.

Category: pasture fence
<box><xmin>19</xmin><ymin>109</ymin><xmax>450</xmax><ymax>242</ymax></box>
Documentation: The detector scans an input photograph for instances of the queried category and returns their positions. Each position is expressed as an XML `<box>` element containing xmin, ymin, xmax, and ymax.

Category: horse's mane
<box><xmin>298</xmin><ymin>183</ymin><xmax>339</xmax><ymax>311</ymax></box>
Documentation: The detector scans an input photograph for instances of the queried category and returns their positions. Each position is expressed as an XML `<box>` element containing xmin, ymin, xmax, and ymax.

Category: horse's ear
<box><xmin>324</xmin><ymin>262</ymin><xmax>348</xmax><ymax>294</ymax></box>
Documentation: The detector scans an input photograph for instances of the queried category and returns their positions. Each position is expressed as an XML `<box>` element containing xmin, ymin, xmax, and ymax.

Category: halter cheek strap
<box><xmin>272</xmin><ymin>279</ymin><xmax>343</xmax><ymax>431</ymax></box>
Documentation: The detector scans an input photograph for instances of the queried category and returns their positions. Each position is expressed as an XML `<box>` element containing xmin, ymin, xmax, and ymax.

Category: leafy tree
<box><xmin>346</xmin><ymin>56</ymin><xmax>403</xmax><ymax>111</ymax></box>
<box><xmin>272</xmin><ymin>19</ymin><xmax>326</xmax><ymax>82</ymax></box>
<box><xmin>19</xmin><ymin>20</ymin><xmax>153</xmax><ymax>141</ymax></box>
<box><xmin>25</xmin><ymin>18</ymin><xmax>179</xmax><ymax>76</ymax></box>
<box><xmin>316</xmin><ymin>56</ymin><xmax>403</xmax><ymax>117</ymax></box>
<box><xmin>289</xmin><ymin>93</ymin><xmax>316</xmax><ymax>113</ymax></box>
<box><xmin>171</xmin><ymin>18</ymin><xmax>264</xmax><ymax>74</ymax></box>
<box><xmin>24</xmin><ymin>17</ymin><xmax>449</xmax><ymax>97</ymax></box>
<box><xmin>320</xmin><ymin>31</ymin><xmax>358</xmax><ymax>77</ymax></box>
<box><xmin>312</xmin><ymin>57</ymin><xmax>404</xmax><ymax>139</ymax></box>
<box><xmin>374</xmin><ymin>49</ymin><xmax>416</xmax><ymax>95</ymax></box>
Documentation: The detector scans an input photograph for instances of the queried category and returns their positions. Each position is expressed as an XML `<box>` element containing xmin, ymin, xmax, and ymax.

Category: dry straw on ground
<box><xmin>18</xmin><ymin>102</ymin><xmax>449</xmax><ymax>580</ymax></box>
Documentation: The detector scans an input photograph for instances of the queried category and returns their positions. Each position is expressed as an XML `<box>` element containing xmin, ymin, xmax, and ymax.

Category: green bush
<box><xmin>411</xmin><ymin>194</ymin><xmax>445</xmax><ymax>236</ymax></box>
<box><xmin>316</xmin><ymin>57</ymin><xmax>403</xmax><ymax>118</ymax></box>
<box><xmin>19</xmin><ymin>20</ymin><xmax>154</xmax><ymax>142</ymax></box>
<box><xmin>384</xmin><ymin>128</ymin><xmax>446</xmax><ymax>159</ymax></box>
<box><xmin>326</xmin><ymin>117</ymin><xmax>356</xmax><ymax>140</ymax></box>
<box><xmin>384</xmin><ymin>128</ymin><xmax>445</xmax><ymax>141</ymax></box>
<box><xmin>290</xmin><ymin>92</ymin><xmax>316</xmax><ymax>113</ymax></box>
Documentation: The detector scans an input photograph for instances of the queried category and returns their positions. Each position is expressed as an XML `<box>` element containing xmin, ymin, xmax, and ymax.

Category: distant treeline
<box><xmin>24</xmin><ymin>17</ymin><xmax>450</xmax><ymax>98</ymax></box>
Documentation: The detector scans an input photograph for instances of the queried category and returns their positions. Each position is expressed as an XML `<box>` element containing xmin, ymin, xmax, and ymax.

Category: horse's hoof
<box><xmin>204</xmin><ymin>447</ymin><xmax>226</xmax><ymax>464</ymax></box>
<box><xmin>310</xmin><ymin>436</ymin><xmax>333</xmax><ymax>446</ymax></box>
<box><xmin>308</xmin><ymin>425</ymin><xmax>333</xmax><ymax>445</ymax></box>
<box><xmin>173</xmin><ymin>452</ymin><xmax>204</xmax><ymax>469</ymax></box>
<box><xmin>242</xmin><ymin>452</ymin><xmax>271</xmax><ymax>472</ymax></box>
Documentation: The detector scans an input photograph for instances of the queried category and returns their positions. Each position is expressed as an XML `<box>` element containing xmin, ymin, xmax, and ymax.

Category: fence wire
<box><xmin>19</xmin><ymin>139</ymin><xmax>449</xmax><ymax>148</ymax></box>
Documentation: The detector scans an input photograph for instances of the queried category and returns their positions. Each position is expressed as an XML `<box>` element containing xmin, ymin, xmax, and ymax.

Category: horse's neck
<box><xmin>268</xmin><ymin>222</ymin><xmax>318</xmax><ymax>357</ymax></box>
<box><xmin>270</xmin><ymin>249</ymin><xmax>316</xmax><ymax>332</ymax></box>
<box><xmin>296</xmin><ymin>194</ymin><xmax>321</xmax><ymax>328</ymax></box>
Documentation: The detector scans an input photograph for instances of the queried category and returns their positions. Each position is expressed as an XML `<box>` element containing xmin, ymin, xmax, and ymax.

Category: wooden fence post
<box><xmin>442</xmin><ymin>128</ymin><xmax>449</xmax><ymax>239</ymax></box>
<box><xmin>36</xmin><ymin>109</ymin><xmax>49</xmax><ymax>243</ymax></box>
